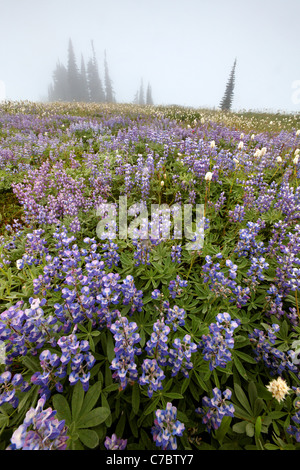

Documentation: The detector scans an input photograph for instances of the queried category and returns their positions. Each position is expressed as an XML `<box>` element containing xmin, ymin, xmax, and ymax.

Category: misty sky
<box><xmin>0</xmin><ymin>0</ymin><xmax>300</xmax><ymax>112</ymax></box>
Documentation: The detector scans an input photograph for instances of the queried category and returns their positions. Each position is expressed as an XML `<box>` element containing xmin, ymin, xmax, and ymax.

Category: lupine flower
<box><xmin>7</xmin><ymin>394</ymin><xmax>69</xmax><ymax>450</ymax></box>
<box><xmin>0</xmin><ymin>371</ymin><xmax>30</xmax><ymax>408</ymax></box>
<box><xmin>171</xmin><ymin>244</ymin><xmax>182</xmax><ymax>263</ymax></box>
<box><xmin>199</xmin><ymin>312</ymin><xmax>240</xmax><ymax>370</ymax></box>
<box><xmin>151</xmin><ymin>402</ymin><xmax>185</xmax><ymax>450</ymax></box>
<box><xmin>168</xmin><ymin>275</ymin><xmax>188</xmax><ymax>299</ymax></box>
<box><xmin>168</xmin><ymin>334</ymin><xmax>197</xmax><ymax>377</ymax></box>
<box><xmin>109</xmin><ymin>314</ymin><xmax>141</xmax><ymax>390</ymax></box>
<box><xmin>196</xmin><ymin>388</ymin><xmax>235</xmax><ymax>433</ymax></box>
<box><xmin>145</xmin><ymin>317</ymin><xmax>170</xmax><ymax>366</ymax></box>
<box><xmin>139</xmin><ymin>358</ymin><xmax>165</xmax><ymax>397</ymax></box>
<box><xmin>104</xmin><ymin>434</ymin><xmax>127</xmax><ymax>450</ymax></box>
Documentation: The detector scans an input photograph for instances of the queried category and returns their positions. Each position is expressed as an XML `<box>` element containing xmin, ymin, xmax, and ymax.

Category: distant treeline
<box><xmin>48</xmin><ymin>39</ymin><xmax>154</xmax><ymax>105</ymax></box>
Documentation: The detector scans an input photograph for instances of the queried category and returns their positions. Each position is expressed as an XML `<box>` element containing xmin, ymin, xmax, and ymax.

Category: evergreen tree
<box><xmin>79</xmin><ymin>55</ymin><xmax>89</xmax><ymax>102</ymax></box>
<box><xmin>146</xmin><ymin>82</ymin><xmax>154</xmax><ymax>105</ymax></box>
<box><xmin>87</xmin><ymin>41</ymin><xmax>105</xmax><ymax>103</ymax></box>
<box><xmin>48</xmin><ymin>61</ymin><xmax>68</xmax><ymax>101</ymax></box>
<box><xmin>219</xmin><ymin>59</ymin><xmax>237</xmax><ymax>111</ymax></box>
<box><xmin>104</xmin><ymin>50</ymin><xmax>115</xmax><ymax>103</ymax></box>
<box><xmin>67</xmin><ymin>38</ymin><xmax>81</xmax><ymax>101</ymax></box>
<box><xmin>133</xmin><ymin>90</ymin><xmax>139</xmax><ymax>104</ymax></box>
<box><xmin>138</xmin><ymin>79</ymin><xmax>145</xmax><ymax>105</ymax></box>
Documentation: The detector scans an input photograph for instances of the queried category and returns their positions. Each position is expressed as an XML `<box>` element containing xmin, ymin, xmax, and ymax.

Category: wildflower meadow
<box><xmin>0</xmin><ymin>100</ymin><xmax>300</xmax><ymax>451</ymax></box>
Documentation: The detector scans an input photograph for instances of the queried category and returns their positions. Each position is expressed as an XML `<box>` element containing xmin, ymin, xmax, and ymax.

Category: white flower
<box><xmin>16</xmin><ymin>259</ymin><xmax>24</xmax><ymax>270</ymax></box>
<box><xmin>293</xmin><ymin>155</ymin><xmax>299</xmax><ymax>164</ymax></box>
<box><xmin>296</xmin><ymin>130</ymin><xmax>300</xmax><ymax>136</ymax></box>
<box><xmin>276</xmin><ymin>156</ymin><xmax>282</xmax><ymax>163</ymax></box>
<box><xmin>238</xmin><ymin>141</ymin><xmax>244</xmax><ymax>150</ymax></box>
<box><xmin>210</xmin><ymin>140</ymin><xmax>216</xmax><ymax>148</ymax></box>
<box><xmin>266</xmin><ymin>377</ymin><xmax>290</xmax><ymax>403</ymax></box>
<box><xmin>31</xmin><ymin>298</ymin><xmax>41</xmax><ymax>310</ymax></box>
<box><xmin>261</xmin><ymin>147</ymin><xmax>267</xmax><ymax>156</ymax></box>
<box><xmin>295</xmin><ymin>149</ymin><xmax>300</xmax><ymax>155</ymax></box>
<box><xmin>233</xmin><ymin>158</ymin><xmax>239</xmax><ymax>164</ymax></box>
<box><xmin>251</xmin><ymin>134</ymin><xmax>255</xmax><ymax>140</ymax></box>
<box><xmin>240</xmin><ymin>133</ymin><xmax>244</xmax><ymax>140</ymax></box>
<box><xmin>205</xmin><ymin>171</ymin><xmax>213</xmax><ymax>181</ymax></box>
<box><xmin>160</xmin><ymin>180</ymin><xmax>164</xmax><ymax>186</ymax></box>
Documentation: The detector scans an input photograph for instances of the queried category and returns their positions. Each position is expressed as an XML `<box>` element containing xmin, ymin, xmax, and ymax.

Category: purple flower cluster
<box><xmin>199</xmin><ymin>312</ymin><xmax>240</xmax><ymax>371</ymax></box>
<box><xmin>248</xmin><ymin>325</ymin><xmax>299</xmax><ymax>378</ymax></box>
<box><xmin>109</xmin><ymin>313</ymin><xmax>141</xmax><ymax>390</ymax></box>
<box><xmin>145</xmin><ymin>317</ymin><xmax>170</xmax><ymax>367</ymax></box>
<box><xmin>202</xmin><ymin>254</ymin><xmax>251</xmax><ymax>307</ymax></box>
<box><xmin>151</xmin><ymin>402</ymin><xmax>185</xmax><ymax>450</ymax></box>
<box><xmin>104</xmin><ymin>433</ymin><xmax>127</xmax><ymax>450</ymax></box>
<box><xmin>168</xmin><ymin>334</ymin><xmax>197</xmax><ymax>378</ymax></box>
<box><xmin>0</xmin><ymin>298</ymin><xmax>61</xmax><ymax>364</ymax></box>
<box><xmin>139</xmin><ymin>358</ymin><xmax>165</xmax><ymax>397</ymax></box>
<box><xmin>196</xmin><ymin>387</ymin><xmax>235</xmax><ymax>433</ymax></box>
<box><xmin>7</xmin><ymin>394</ymin><xmax>69</xmax><ymax>450</ymax></box>
<box><xmin>286</xmin><ymin>387</ymin><xmax>300</xmax><ymax>442</ymax></box>
<box><xmin>171</xmin><ymin>244</ymin><xmax>182</xmax><ymax>263</ymax></box>
<box><xmin>168</xmin><ymin>275</ymin><xmax>188</xmax><ymax>299</ymax></box>
<box><xmin>229</xmin><ymin>204</ymin><xmax>245</xmax><ymax>223</ymax></box>
<box><xmin>0</xmin><ymin>371</ymin><xmax>31</xmax><ymax>408</ymax></box>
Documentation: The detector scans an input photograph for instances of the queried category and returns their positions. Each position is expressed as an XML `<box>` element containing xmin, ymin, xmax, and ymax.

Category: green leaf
<box><xmin>248</xmin><ymin>381</ymin><xmax>258</xmax><ymax>409</ymax></box>
<box><xmin>162</xmin><ymin>392</ymin><xmax>183</xmax><ymax>400</ymax></box>
<box><xmin>246</xmin><ymin>422</ymin><xmax>255</xmax><ymax>437</ymax></box>
<box><xmin>132</xmin><ymin>382</ymin><xmax>140</xmax><ymax>415</ymax></box>
<box><xmin>77</xmin><ymin>429</ymin><xmax>99</xmax><ymax>449</ymax></box>
<box><xmin>52</xmin><ymin>394</ymin><xmax>72</xmax><ymax>425</ymax></box>
<box><xmin>0</xmin><ymin>412</ymin><xmax>9</xmax><ymax>428</ymax></box>
<box><xmin>76</xmin><ymin>407</ymin><xmax>110</xmax><ymax>429</ymax></box>
<box><xmin>234</xmin><ymin>383</ymin><xmax>252</xmax><ymax>416</ymax></box>
<box><xmin>255</xmin><ymin>416</ymin><xmax>262</xmax><ymax>437</ymax></box>
<box><xmin>72</xmin><ymin>382</ymin><xmax>85</xmax><ymax>422</ymax></box>
<box><xmin>232</xmin><ymin>421</ymin><xmax>247</xmax><ymax>434</ymax></box>
<box><xmin>213</xmin><ymin>416</ymin><xmax>232</xmax><ymax>444</ymax></box>
<box><xmin>234</xmin><ymin>349</ymin><xmax>257</xmax><ymax>364</ymax></box>
<box><xmin>267</xmin><ymin>411</ymin><xmax>287</xmax><ymax>419</ymax></box>
<box><xmin>115</xmin><ymin>411</ymin><xmax>126</xmax><ymax>437</ymax></box>
<box><xmin>232</xmin><ymin>352</ymin><xmax>248</xmax><ymax>380</ymax></box>
<box><xmin>144</xmin><ymin>396</ymin><xmax>160</xmax><ymax>416</ymax></box>
<box><xmin>101</xmin><ymin>394</ymin><xmax>112</xmax><ymax>427</ymax></box>
<box><xmin>80</xmin><ymin>381</ymin><xmax>102</xmax><ymax>417</ymax></box>
<box><xmin>106</xmin><ymin>331</ymin><xmax>115</xmax><ymax>362</ymax></box>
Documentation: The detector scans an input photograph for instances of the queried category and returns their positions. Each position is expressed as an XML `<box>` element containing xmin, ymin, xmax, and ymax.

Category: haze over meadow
<box><xmin>0</xmin><ymin>0</ymin><xmax>299</xmax><ymax>112</ymax></box>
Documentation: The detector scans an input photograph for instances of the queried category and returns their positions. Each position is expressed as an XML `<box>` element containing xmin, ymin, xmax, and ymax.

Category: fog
<box><xmin>0</xmin><ymin>0</ymin><xmax>299</xmax><ymax>113</ymax></box>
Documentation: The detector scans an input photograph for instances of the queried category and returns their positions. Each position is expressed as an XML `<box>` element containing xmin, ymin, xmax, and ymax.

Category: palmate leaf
<box><xmin>52</xmin><ymin>393</ymin><xmax>72</xmax><ymax>425</ymax></box>
<box><xmin>79</xmin><ymin>381</ymin><xmax>102</xmax><ymax>417</ymax></box>
<box><xmin>71</xmin><ymin>381</ymin><xmax>85</xmax><ymax>422</ymax></box>
<box><xmin>76</xmin><ymin>406</ymin><xmax>110</xmax><ymax>429</ymax></box>
<box><xmin>77</xmin><ymin>429</ymin><xmax>99</xmax><ymax>449</ymax></box>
